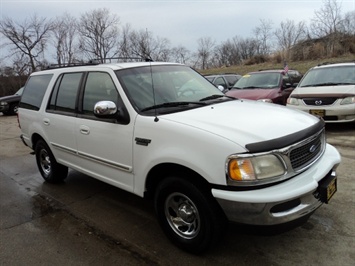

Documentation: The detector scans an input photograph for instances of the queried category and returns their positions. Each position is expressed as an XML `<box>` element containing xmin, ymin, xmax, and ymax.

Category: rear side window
<box><xmin>48</xmin><ymin>72</ymin><xmax>83</xmax><ymax>113</ymax></box>
<box><xmin>19</xmin><ymin>74</ymin><xmax>53</xmax><ymax>110</ymax></box>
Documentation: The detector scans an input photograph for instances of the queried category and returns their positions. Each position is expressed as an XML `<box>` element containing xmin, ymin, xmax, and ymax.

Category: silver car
<box><xmin>287</xmin><ymin>62</ymin><xmax>355</xmax><ymax>123</ymax></box>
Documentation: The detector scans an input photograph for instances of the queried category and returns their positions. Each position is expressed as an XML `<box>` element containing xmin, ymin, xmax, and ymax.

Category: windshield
<box><xmin>232</xmin><ymin>72</ymin><xmax>281</xmax><ymax>89</ymax></box>
<box><xmin>115</xmin><ymin>65</ymin><xmax>223</xmax><ymax>112</ymax></box>
<box><xmin>299</xmin><ymin>65</ymin><xmax>355</xmax><ymax>87</ymax></box>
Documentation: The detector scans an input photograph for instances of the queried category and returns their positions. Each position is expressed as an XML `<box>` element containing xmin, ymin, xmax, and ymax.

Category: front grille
<box><xmin>303</xmin><ymin>97</ymin><xmax>337</xmax><ymax>106</ymax></box>
<box><xmin>289</xmin><ymin>130</ymin><xmax>324</xmax><ymax>171</ymax></box>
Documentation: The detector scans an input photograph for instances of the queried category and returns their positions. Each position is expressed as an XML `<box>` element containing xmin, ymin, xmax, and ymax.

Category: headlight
<box><xmin>257</xmin><ymin>99</ymin><xmax>273</xmax><ymax>103</ymax></box>
<box><xmin>287</xmin><ymin>97</ymin><xmax>299</xmax><ymax>105</ymax></box>
<box><xmin>0</xmin><ymin>101</ymin><xmax>8</xmax><ymax>106</ymax></box>
<box><xmin>227</xmin><ymin>154</ymin><xmax>286</xmax><ymax>186</ymax></box>
<box><xmin>340</xmin><ymin>97</ymin><xmax>355</xmax><ymax>105</ymax></box>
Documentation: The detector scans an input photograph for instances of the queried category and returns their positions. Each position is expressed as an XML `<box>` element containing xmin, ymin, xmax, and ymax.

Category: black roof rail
<box><xmin>100</xmin><ymin>57</ymin><xmax>153</xmax><ymax>63</ymax></box>
<box><xmin>44</xmin><ymin>57</ymin><xmax>153</xmax><ymax>70</ymax></box>
<box><xmin>45</xmin><ymin>61</ymin><xmax>99</xmax><ymax>69</ymax></box>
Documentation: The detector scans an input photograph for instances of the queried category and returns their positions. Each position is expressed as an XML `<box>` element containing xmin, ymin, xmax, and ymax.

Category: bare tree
<box><xmin>129</xmin><ymin>29</ymin><xmax>155</xmax><ymax>59</ymax></box>
<box><xmin>128</xmin><ymin>29</ymin><xmax>171</xmax><ymax>61</ymax></box>
<box><xmin>310</xmin><ymin>0</ymin><xmax>344</xmax><ymax>55</ymax></box>
<box><xmin>78</xmin><ymin>8</ymin><xmax>120</xmax><ymax>62</ymax></box>
<box><xmin>171</xmin><ymin>45</ymin><xmax>190</xmax><ymax>64</ymax></box>
<box><xmin>274</xmin><ymin>19</ymin><xmax>307</xmax><ymax>58</ymax></box>
<box><xmin>213</xmin><ymin>39</ymin><xmax>241</xmax><ymax>67</ymax></box>
<box><xmin>341</xmin><ymin>10</ymin><xmax>355</xmax><ymax>35</ymax></box>
<box><xmin>151</xmin><ymin>36</ymin><xmax>171</xmax><ymax>61</ymax></box>
<box><xmin>253</xmin><ymin>19</ymin><xmax>274</xmax><ymax>55</ymax></box>
<box><xmin>118</xmin><ymin>23</ymin><xmax>133</xmax><ymax>58</ymax></box>
<box><xmin>236</xmin><ymin>37</ymin><xmax>259</xmax><ymax>60</ymax></box>
<box><xmin>0</xmin><ymin>15</ymin><xmax>53</xmax><ymax>72</ymax></box>
<box><xmin>52</xmin><ymin>13</ymin><xmax>78</xmax><ymax>66</ymax></box>
<box><xmin>196</xmin><ymin>37</ymin><xmax>215</xmax><ymax>70</ymax></box>
<box><xmin>311</xmin><ymin>0</ymin><xmax>343</xmax><ymax>37</ymax></box>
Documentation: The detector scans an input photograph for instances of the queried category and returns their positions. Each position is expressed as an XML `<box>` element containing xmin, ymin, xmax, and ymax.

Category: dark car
<box><xmin>287</xmin><ymin>69</ymin><xmax>303</xmax><ymax>85</ymax></box>
<box><xmin>0</xmin><ymin>87</ymin><xmax>23</xmax><ymax>115</ymax></box>
<box><xmin>204</xmin><ymin>74</ymin><xmax>242</xmax><ymax>92</ymax></box>
<box><xmin>225</xmin><ymin>70</ymin><xmax>295</xmax><ymax>105</ymax></box>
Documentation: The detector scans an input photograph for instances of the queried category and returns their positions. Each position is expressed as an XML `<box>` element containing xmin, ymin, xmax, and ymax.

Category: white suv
<box><xmin>287</xmin><ymin>62</ymin><xmax>355</xmax><ymax>122</ymax></box>
<box><xmin>18</xmin><ymin>61</ymin><xmax>341</xmax><ymax>253</ymax></box>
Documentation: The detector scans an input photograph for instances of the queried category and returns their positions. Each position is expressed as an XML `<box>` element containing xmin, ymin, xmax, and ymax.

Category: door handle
<box><xmin>43</xmin><ymin>118</ymin><xmax>50</xmax><ymax>126</ymax></box>
<box><xmin>79</xmin><ymin>125</ymin><xmax>90</xmax><ymax>135</ymax></box>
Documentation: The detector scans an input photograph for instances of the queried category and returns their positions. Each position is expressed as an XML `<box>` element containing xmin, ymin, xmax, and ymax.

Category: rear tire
<box><xmin>154</xmin><ymin>176</ymin><xmax>226</xmax><ymax>253</ymax></box>
<box><xmin>35</xmin><ymin>140</ymin><xmax>68</xmax><ymax>183</ymax></box>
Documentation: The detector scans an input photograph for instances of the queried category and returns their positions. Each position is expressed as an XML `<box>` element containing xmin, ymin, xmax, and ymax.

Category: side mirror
<box><xmin>217</xmin><ymin>85</ymin><xmax>225</xmax><ymax>91</ymax></box>
<box><xmin>94</xmin><ymin>101</ymin><xmax>117</xmax><ymax>118</ymax></box>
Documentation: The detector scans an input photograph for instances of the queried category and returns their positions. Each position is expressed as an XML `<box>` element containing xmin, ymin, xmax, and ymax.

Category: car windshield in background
<box><xmin>115</xmin><ymin>65</ymin><xmax>224</xmax><ymax>112</ymax></box>
<box><xmin>224</xmin><ymin>75</ymin><xmax>241</xmax><ymax>86</ymax></box>
<box><xmin>299</xmin><ymin>65</ymin><xmax>355</xmax><ymax>87</ymax></box>
<box><xmin>233</xmin><ymin>72</ymin><xmax>281</xmax><ymax>89</ymax></box>
<box><xmin>15</xmin><ymin>87</ymin><xmax>24</xmax><ymax>95</ymax></box>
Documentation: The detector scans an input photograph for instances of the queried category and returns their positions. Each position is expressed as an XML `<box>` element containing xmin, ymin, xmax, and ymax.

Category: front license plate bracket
<box><xmin>316</xmin><ymin>173</ymin><xmax>337</xmax><ymax>204</ymax></box>
<box><xmin>309</xmin><ymin>109</ymin><xmax>325</xmax><ymax>117</ymax></box>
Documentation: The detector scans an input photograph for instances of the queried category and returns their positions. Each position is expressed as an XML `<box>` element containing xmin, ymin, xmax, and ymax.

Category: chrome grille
<box><xmin>303</xmin><ymin>97</ymin><xmax>337</xmax><ymax>106</ymax></box>
<box><xmin>289</xmin><ymin>130</ymin><xmax>325</xmax><ymax>171</ymax></box>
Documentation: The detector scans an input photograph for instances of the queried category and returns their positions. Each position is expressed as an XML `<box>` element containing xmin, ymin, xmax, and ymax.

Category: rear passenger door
<box><xmin>75</xmin><ymin>71</ymin><xmax>135</xmax><ymax>192</ymax></box>
<box><xmin>45</xmin><ymin>72</ymin><xmax>83</xmax><ymax>167</ymax></box>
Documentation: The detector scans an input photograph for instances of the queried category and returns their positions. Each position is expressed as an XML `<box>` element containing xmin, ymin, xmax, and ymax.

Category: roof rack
<box><xmin>45</xmin><ymin>61</ymin><xmax>98</xmax><ymax>69</ymax></box>
<box><xmin>317</xmin><ymin>60</ymin><xmax>355</xmax><ymax>66</ymax></box>
<box><xmin>44</xmin><ymin>57</ymin><xmax>153</xmax><ymax>70</ymax></box>
<box><xmin>99</xmin><ymin>57</ymin><xmax>153</xmax><ymax>63</ymax></box>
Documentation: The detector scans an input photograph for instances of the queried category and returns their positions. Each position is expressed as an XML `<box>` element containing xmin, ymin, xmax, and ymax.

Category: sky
<box><xmin>0</xmin><ymin>0</ymin><xmax>354</xmax><ymax>61</ymax></box>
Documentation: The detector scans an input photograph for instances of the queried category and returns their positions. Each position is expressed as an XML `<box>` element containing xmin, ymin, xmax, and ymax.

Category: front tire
<box><xmin>154</xmin><ymin>176</ymin><xmax>226</xmax><ymax>253</ymax></box>
<box><xmin>3</xmin><ymin>103</ymin><xmax>18</xmax><ymax>115</ymax></box>
<box><xmin>35</xmin><ymin>140</ymin><xmax>68</xmax><ymax>183</ymax></box>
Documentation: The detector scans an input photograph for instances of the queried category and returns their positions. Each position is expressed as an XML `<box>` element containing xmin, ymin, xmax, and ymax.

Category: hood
<box><xmin>161</xmin><ymin>99</ymin><xmax>321</xmax><ymax>152</ymax></box>
<box><xmin>226</xmin><ymin>88</ymin><xmax>279</xmax><ymax>100</ymax></box>
<box><xmin>0</xmin><ymin>94</ymin><xmax>21</xmax><ymax>102</ymax></box>
<box><xmin>292</xmin><ymin>84</ymin><xmax>355</xmax><ymax>97</ymax></box>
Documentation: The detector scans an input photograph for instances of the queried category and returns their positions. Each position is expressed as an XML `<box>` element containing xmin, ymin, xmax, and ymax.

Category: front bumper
<box><xmin>0</xmin><ymin>104</ymin><xmax>9</xmax><ymax>112</ymax></box>
<box><xmin>212</xmin><ymin>144</ymin><xmax>340</xmax><ymax>225</ymax></box>
<box><xmin>287</xmin><ymin>104</ymin><xmax>355</xmax><ymax>123</ymax></box>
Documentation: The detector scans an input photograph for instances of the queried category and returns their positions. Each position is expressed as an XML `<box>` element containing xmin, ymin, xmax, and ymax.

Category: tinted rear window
<box><xmin>20</xmin><ymin>74</ymin><xmax>53</xmax><ymax>110</ymax></box>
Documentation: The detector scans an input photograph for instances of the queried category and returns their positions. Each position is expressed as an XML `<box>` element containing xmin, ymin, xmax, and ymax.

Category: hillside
<box><xmin>199</xmin><ymin>54</ymin><xmax>355</xmax><ymax>76</ymax></box>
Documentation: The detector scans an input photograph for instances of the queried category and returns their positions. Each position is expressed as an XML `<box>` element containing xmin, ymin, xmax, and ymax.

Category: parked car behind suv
<box><xmin>287</xmin><ymin>62</ymin><xmax>355</xmax><ymax>123</ymax></box>
<box><xmin>204</xmin><ymin>73</ymin><xmax>242</xmax><ymax>92</ymax></box>
<box><xmin>0</xmin><ymin>87</ymin><xmax>23</xmax><ymax>115</ymax></box>
<box><xmin>18</xmin><ymin>61</ymin><xmax>340</xmax><ymax>253</ymax></box>
<box><xmin>287</xmin><ymin>69</ymin><xmax>303</xmax><ymax>84</ymax></box>
<box><xmin>226</xmin><ymin>70</ymin><xmax>295</xmax><ymax>105</ymax></box>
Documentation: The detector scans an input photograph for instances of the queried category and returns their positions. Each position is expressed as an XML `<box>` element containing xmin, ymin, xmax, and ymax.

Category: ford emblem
<box><xmin>309</xmin><ymin>144</ymin><xmax>317</xmax><ymax>153</ymax></box>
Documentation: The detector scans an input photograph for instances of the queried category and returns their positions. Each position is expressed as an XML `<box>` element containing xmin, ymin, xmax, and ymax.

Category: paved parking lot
<box><xmin>0</xmin><ymin>115</ymin><xmax>354</xmax><ymax>265</ymax></box>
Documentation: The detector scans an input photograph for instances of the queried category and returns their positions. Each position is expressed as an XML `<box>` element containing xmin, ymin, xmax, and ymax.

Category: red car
<box><xmin>226</xmin><ymin>70</ymin><xmax>295</xmax><ymax>105</ymax></box>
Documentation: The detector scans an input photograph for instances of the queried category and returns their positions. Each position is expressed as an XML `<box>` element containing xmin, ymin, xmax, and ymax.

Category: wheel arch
<box><xmin>144</xmin><ymin>163</ymin><xmax>213</xmax><ymax>200</ymax></box>
<box><xmin>31</xmin><ymin>133</ymin><xmax>46</xmax><ymax>150</ymax></box>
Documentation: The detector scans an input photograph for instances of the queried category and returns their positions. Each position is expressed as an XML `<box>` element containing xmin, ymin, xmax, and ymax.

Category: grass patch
<box><xmin>199</xmin><ymin>54</ymin><xmax>355</xmax><ymax>76</ymax></box>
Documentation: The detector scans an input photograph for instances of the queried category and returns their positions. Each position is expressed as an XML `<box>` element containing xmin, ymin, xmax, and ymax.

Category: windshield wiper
<box><xmin>199</xmin><ymin>94</ymin><xmax>225</xmax><ymax>101</ymax></box>
<box><xmin>140</xmin><ymin>101</ymin><xmax>207</xmax><ymax>112</ymax></box>
<box><xmin>302</xmin><ymin>82</ymin><xmax>343</xmax><ymax>87</ymax></box>
<box><xmin>242</xmin><ymin>86</ymin><xmax>260</xmax><ymax>89</ymax></box>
